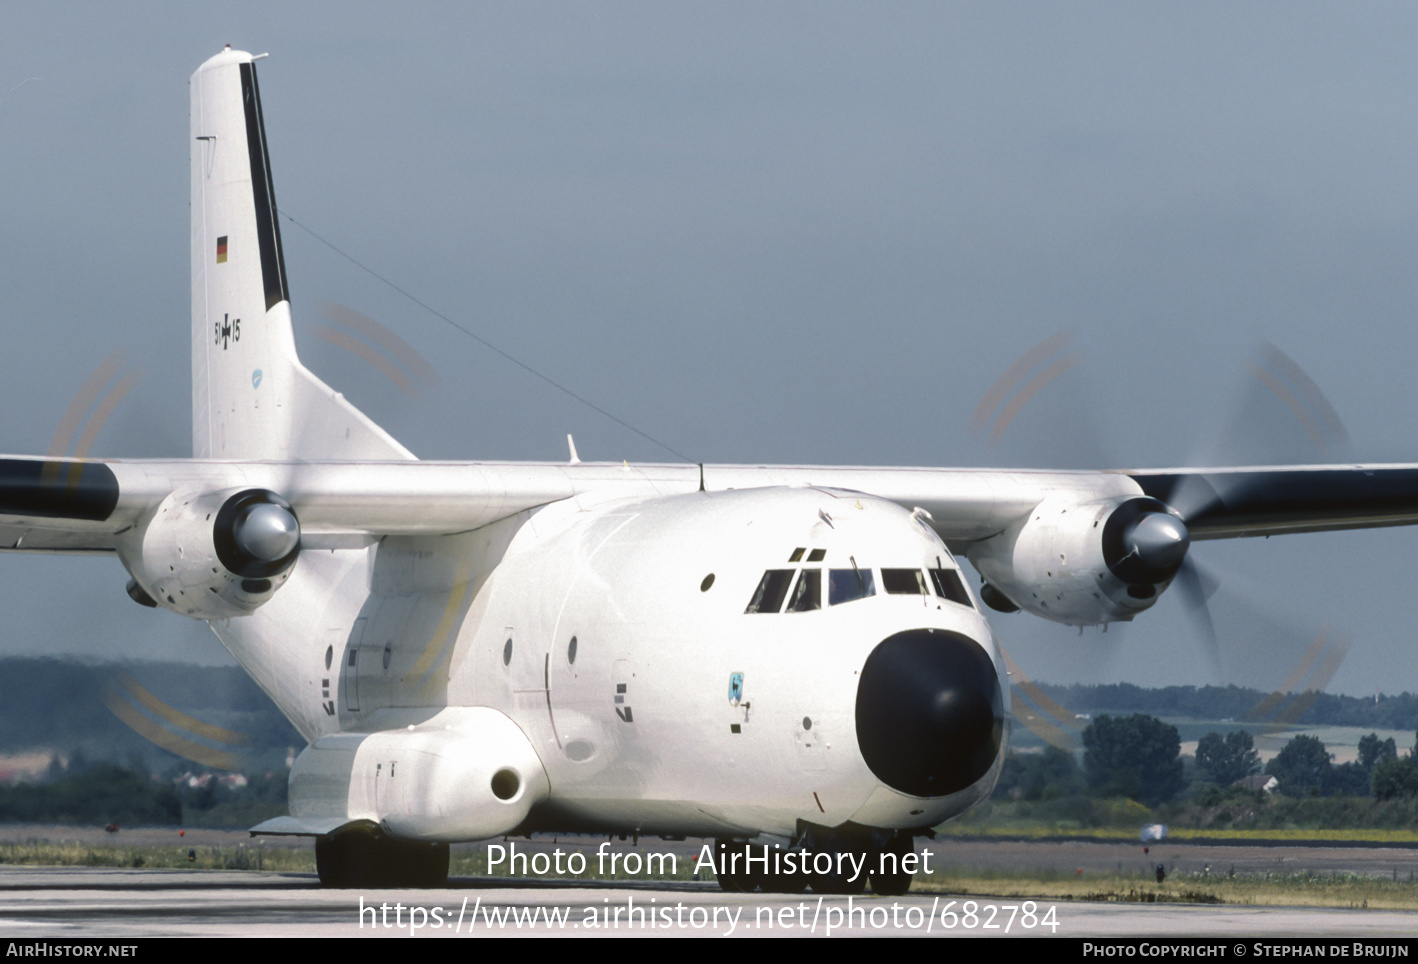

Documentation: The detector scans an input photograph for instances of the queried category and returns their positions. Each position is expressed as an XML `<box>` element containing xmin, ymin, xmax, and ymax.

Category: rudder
<box><xmin>189</xmin><ymin>47</ymin><xmax>414</xmax><ymax>461</ymax></box>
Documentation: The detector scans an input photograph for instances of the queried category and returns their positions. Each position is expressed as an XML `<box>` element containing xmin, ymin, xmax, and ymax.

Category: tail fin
<box><xmin>189</xmin><ymin>47</ymin><xmax>414</xmax><ymax>461</ymax></box>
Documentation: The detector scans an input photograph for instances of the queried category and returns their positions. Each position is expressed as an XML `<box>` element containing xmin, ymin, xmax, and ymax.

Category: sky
<box><xmin>2</xmin><ymin>4</ymin><xmax>1418</xmax><ymax>698</ymax></box>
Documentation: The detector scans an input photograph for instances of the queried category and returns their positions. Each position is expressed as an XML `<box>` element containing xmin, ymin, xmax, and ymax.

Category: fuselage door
<box><xmin>341</xmin><ymin>617</ymin><xmax>367</xmax><ymax>713</ymax></box>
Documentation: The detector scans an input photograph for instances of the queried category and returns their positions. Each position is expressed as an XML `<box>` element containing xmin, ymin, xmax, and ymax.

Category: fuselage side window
<box><xmin>829</xmin><ymin>567</ymin><xmax>876</xmax><ymax>606</ymax></box>
<box><xmin>786</xmin><ymin>569</ymin><xmax>822</xmax><ymax>612</ymax></box>
<box><xmin>930</xmin><ymin>567</ymin><xmax>973</xmax><ymax>608</ymax></box>
<box><xmin>746</xmin><ymin>570</ymin><xmax>794</xmax><ymax>614</ymax></box>
<box><xmin>882</xmin><ymin>568</ymin><xmax>929</xmax><ymax>595</ymax></box>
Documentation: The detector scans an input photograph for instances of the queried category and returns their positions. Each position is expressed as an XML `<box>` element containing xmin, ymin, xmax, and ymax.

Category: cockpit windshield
<box><xmin>745</xmin><ymin>570</ymin><xmax>794</xmax><ymax>614</ymax></box>
<box><xmin>751</xmin><ymin>553</ymin><xmax>965</xmax><ymax>613</ymax></box>
<box><xmin>930</xmin><ymin>567</ymin><xmax>972</xmax><ymax>607</ymax></box>
<box><xmin>786</xmin><ymin>569</ymin><xmax>822</xmax><ymax>612</ymax></box>
<box><xmin>882</xmin><ymin>568</ymin><xmax>929</xmax><ymax>595</ymax></box>
<box><xmin>829</xmin><ymin>566</ymin><xmax>875</xmax><ymax>606</ymax></box>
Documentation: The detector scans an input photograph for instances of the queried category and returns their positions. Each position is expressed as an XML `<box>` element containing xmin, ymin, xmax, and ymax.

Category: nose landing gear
<box><xmin>867</xmin><ymin>833</ymin><xmax>915</xmax><ymax>897</ymax></box>
<box><xmin>713</xmin><ymin>831</ymin><xmax>918</xmax><ymax>895</ymax></box>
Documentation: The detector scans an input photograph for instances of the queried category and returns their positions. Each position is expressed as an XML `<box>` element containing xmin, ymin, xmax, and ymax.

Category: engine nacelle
<box><xmin>966</xmin><ymin>496</ymin><xmax>1188</xmax><ymax>626</ymax></box>
<box><xmin>116</xmin><ymin>487</ymin><xmax>301</xmax><ymax>619</ymax></box>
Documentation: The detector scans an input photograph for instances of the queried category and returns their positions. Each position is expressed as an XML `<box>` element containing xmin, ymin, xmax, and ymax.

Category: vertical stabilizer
<box><xmin>190</xmin><ymin>48</ymin><xmax>415</xmax><ymax>461</ymax></box>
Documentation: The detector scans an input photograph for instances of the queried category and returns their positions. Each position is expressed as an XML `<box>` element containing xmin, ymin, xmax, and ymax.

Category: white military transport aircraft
<box><xmin>6</xmin><ymin>47</ymin><xmax>1418</xmax><ymax>892</ymax></box>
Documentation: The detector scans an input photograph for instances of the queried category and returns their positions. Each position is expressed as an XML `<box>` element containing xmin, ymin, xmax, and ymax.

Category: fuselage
<box><xmin>214</xmin><ymin>484</ymin><xmax>1008</xmax><ymax>841</ymax></box>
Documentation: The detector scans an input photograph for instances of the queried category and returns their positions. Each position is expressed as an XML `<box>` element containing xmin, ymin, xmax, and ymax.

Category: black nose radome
<box><xmin>855</xmin><ymin>629</ymin><xmax>1004</xmax><ymax>798</ymax></box>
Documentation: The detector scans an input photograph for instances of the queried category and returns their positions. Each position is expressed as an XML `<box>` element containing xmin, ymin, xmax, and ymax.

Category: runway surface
<box><xmin>2</xmin><ymin>867</ymin><xmax>1417</xmax><ymax>938</ymax></box>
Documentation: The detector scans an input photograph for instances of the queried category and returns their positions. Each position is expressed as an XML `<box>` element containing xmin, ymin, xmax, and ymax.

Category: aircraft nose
<box><xmin>855</xmin><ymin>629</ymin><xmax>1005</xmax><ymax>797</ymax></box>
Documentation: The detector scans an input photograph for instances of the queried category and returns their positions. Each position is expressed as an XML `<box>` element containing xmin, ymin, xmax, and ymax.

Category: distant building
<box><xmin>0</xmin><ymin>751</ymin><xmax>56</xmax><ymax>785</ymax></box>
<box><xmin>176</xmin><ymin>770</ymin><xmax>249</xmax><ymax>790</ymax></box>
<box><xmin>1235</xmin><ymin>774</ymin><xmax>1278</xmax><ymax>794</ymax></box>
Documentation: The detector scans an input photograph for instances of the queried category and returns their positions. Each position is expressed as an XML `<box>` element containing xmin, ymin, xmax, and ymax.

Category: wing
<box><xmin>0</xmin><ymin>459</ymin><xmax>126</xmax><ymax>553</ymax></box>
<box><xmin>1128</xmin><ymin>465</ymin><xmax>1418</xmax><ymax>539</ymax></box>
<box><xmin>6</xmin><ymin>456</ymin><xmax>1418</xmax><ymax>554</ymax></box>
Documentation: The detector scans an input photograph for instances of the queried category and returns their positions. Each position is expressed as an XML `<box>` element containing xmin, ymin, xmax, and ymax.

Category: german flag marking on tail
<box><xmin>216</xmin><ymin>235</ymin><xmax>228</xmax><ymax>263</ymax></box>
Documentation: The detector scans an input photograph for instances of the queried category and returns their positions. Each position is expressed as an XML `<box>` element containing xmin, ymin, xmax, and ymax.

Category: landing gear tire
<box><xmin>771</xmin><ymin>855</ymin><xmax>810</xmax><ymax>894</ymax></box>
<box><xmin>386</xmin><ymin>838</ymin><xmax>450</xmax><ymax>888</ymax></box>
<box><xmin>717</xmin><ymin>866</ymin><xmax>754</xmax><ymax>892</ymax></box>
<box><xmin>809</xmin><ymin>832</ymin><xmax>868</xmax><ymax>895</ymax></box>
<box><xmin>719</xmin><ymin>843</ymin><xmax>813</xmax><ymax>893</ymax></box>
<box><xmin>739</xmin><ymin>845</ymin><xmax>769</xmax><ymax>894</ymax></box>
<box><xmin>315</xmin><ymin>833</ymin><xmax>358</xmax><ymax>888</ymax></box>
<box><xmin>715</xmin><ymin>838</ymin><xmax>751</xmax><ymax>892</ymax></box>
<box><xmin>868</xmin><ymin>834</ymin><xmax>915</xmax><ymax>896</ymax></box>
<box><xmin>812</xmin><ymin>865</ymin><xmax>867</xmax><ymax>895</ymax></box>
<box><xmin>716</xmin><ymin>867</ymin><xmax>745</xmax><ymax>892</ymax></box>
<box><xmin>316</xmin><ymin>832</ymin><xmax>450</xmax><ymax>888</ymax></box>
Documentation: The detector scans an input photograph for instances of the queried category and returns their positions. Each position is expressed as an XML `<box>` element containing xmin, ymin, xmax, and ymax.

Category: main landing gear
<box><xmin>714</xmin><ymin>831</ymin><xmax>916</xmax><ymax>896</ymax></box>
<box><xmin>315</xmin><ymin>830</ymin><xmax>450</xmax><ymax>888</ymax></box>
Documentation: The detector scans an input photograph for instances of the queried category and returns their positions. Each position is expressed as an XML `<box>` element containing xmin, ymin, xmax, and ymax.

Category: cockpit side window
<box><xmin>882</xmin><ymin>568</ymin><xmax>929</xmax><ymax>595</ymax></box>
<box><xmin>746</xmin><ymin>570</ymin><xmax>794</xmax><ymax>614</ymax></box>
<box><xmin>829</xmin><ymin>567</ymin><xmax>876</xmax><ymax>606</ymax></box>
<box><xmin>930</xmin><ymin>567</ymin><xmax>973</xmax><ymax>608</ymax></box>
<box><xmin>786</xmin><ymin>569</ymin><xmax>822</xmax><ymax>612</ymax></box>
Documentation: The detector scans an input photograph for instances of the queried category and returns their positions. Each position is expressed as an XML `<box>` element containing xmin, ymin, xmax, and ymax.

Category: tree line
<box><xmin>1035</xmin><ymin>682</ymin><xmax>1418</xmax><ymax>731</ymax></box>
<box><xmin>997</xmin><ymin>714</ymin><xmax>1418</xmax><ymax>807</ymax></box>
